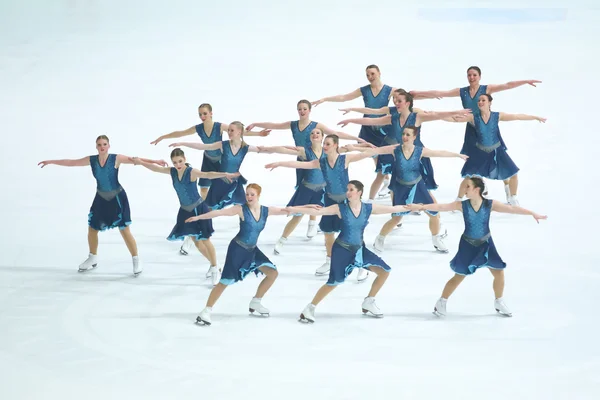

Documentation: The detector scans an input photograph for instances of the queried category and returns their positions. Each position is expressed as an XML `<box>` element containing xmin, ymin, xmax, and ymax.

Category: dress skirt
<box><xmin>219</xmin><ymin>239</ymin><xmax>276</xmax><ymax>285</ymax></box>
<box><xmin>389</xmin><ymin>178</ymin><xmax>438</xmax><ymax>217</ymax></box>
<box><xmin>88</xmin><ymin>188</ymin><xmax>132</xmax><ymax>231</ymax></box>
<box><xmin>198</xmin><ymin>155</ymin><xmax>221</xmax><ymax>188</ymax></box>
<box><xmin>205</xmin><ymin>175</ymin><xmax>248</xmax><ymax>210</ymax></box>
<box><xmin>318</xmin><ymin>194</ymin><xmax>345</xmax><ymax>233</ymax></box>
<box><xmin>167</xmin><ymin>200</ymin><xmax>214</xmax><ymax>241</ymax></box>
<box><xmin>461</xmin><ymin>142</ymin><xmax>519</xmax><ymax>181</ymax></box>
<box><xmin>326</xmin><ymin>240</ymin><xmax>391</xmax><ymax>286</ymax></box>
<box><xmin>286</xmin><ymin>182</ymin><xmax>325</xmax><ymax>216</ymax></box>
<box><xmin>450</xmin><ymin>235</ymin><xmax>506</xmax><ymax>276</ymax></box>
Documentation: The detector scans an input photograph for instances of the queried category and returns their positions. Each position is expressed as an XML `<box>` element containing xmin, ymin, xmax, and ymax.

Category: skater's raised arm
<box><xmin>370</xmin><ymin>204</ymin><xmax>411</xmax><ymax>214</ymax></box>
<box><xmin>416</xmin><ymin>109</ymin><xmax>472</xmax><ymax>124</ymax></box>
<box><xmin>417</xmin><ymin>201</ymin><xmax>463</xmax><ymax>213</ymax></box>
<box><xmin>337</xmin><ymin>115</ymin><xmax>391</xmax><ymax>128</ymax></box>
<box><xmin>191</xmin><ymin>170</ymin><xmax>240</xmax><ymax>182</ymax></box>
<box><xmin>246</xmin><ymin>121</ymin><xmax>292</xmax><ymax>131</ymax></box>
<box><xmin>311</xmin><ymin>88</ymin><xmax>362</xmax><ymax>107</ymax></box>
<box><xmin>338</xmin><ymin>106</ymin><xmax>390</xmax><ymax>116</ymax></box>
<box><xmin>169</xmin><ymin>141</ymin><xmax>222</xmax><ymax>151</ymax></box>
<box><xmin>267</xmin><ymin>207</ymin><xmax>291</xmax><ymax>216</ymax></box>
<box><xmin>487</xmin><ymin>80</ymin><xmax>542</xmax><ymax>94</ymax></box>
<box><xmin>129</xmin><ymin>157</ymin><xmax>171</xmax><ymax>174</ymax></box>
<box><xmin>151</xmin><ymin>125</ymin><xmax>196</xmax><ymax>145</ymax></box>
<box><xmin>442</xmin><ymin>114</ymin><xmax>474</xmax><ymax>124</ymax></box>
<box><xmin>409</xmin><ymin>87</ymin><xmax>461</xmax><ymax>99</ymax></box>
<box><xmin>491</xmin><ymin>201</ymin><xmax>547</xmax><ymax>223</ymax></box>
<box><xmin>241</xmin><ymin>128</ymin><xmax>271</xmax><ymax>137</ymax></box>
<box><xmin>265</xmin><ymin>159</ymin><xmax>319</xmax><ymax>171</ymax></box>
<box><xmin>38</xmin><ymin>156</ymin><xmax>90</xmax><ymax>168</ymax></box>
<box><xmin>285</xmin><ymin>204</ymin><xmax>340</xmax><ymax>217</ymax></box>
<box><xmin>185</xmin><ymin>205</ymin><xmax>243</xmax><ymax>223</ymax></box>
<box><xmin>257</xmin><ymin>145</ymin><xmax>304</xmax><ymax>157</ymax></box>
<box><xmin>117</xmin><ymin>155</ymin><xmax>167</xmax><ymax>167</ymax></box>
<box><xmin>422</xmin><ymin>148</ymin><xmax>468</xmax><ymax>161</ymax></box>
<box><xmin>344</xmin><ymin>145</ymin><xmax>396</xmax><ymax>167</ymax></box>
<box><xmin>339</xmin><ymin>143</ymin><xmax>377</xmax><ymax>153</ymax></box>
<box><xmin>316</xmin><ymin>122</ymin><xmax>363</xmax><ymax>143</ymax></box>
<box><xmin>498</xmin><ymin>113</ymin><xmax>546</xmax><ymax>123</ymax></box>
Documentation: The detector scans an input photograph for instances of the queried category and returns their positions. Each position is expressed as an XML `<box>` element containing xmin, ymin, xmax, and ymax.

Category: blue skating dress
<box><xmin>220</xmin><ymin>204</ymin><xmax>276</xmax><ymax>285</ymax></box>
<box><xmin>205</xmin><ymin>140</ymin><xmax>249</xmax><ymax>210</ymax></box>
<box><xmin>318</xmin><ymin>154</ymin><xmax>349</xmax><ymax>233</ymax></box>
<box><xmin>389</xmin><ymin>145</ymin><xmax>438</xmax><ymax>217</ymax></box>
<box><xmin>290</xmin><ymin>120</ymin><xmax>318</xmax><ymax>188</ymax></box>
<box><xmin>459</xmin><ymin>85</ymin><xmax>507</xmax><ymax>155</ymax></box>
<box><xmin>358</xmin><ymin>84</ymin><xmax>393</xmax><ymax>146</ymax></box>
<box><xmin>327</xmin><ymin>202</ymin><xmax>390</xmax><ymax>286</ymax></box>
<box><xmin>460</xmin><ymin>112</ymin><xmax>519</xmax><ymax>180</ymax></box>
<box><xmin>286</xmin><ymin>145</ymin><xmax>326</xmax><ymax>214</ymax></box>
<box><xmin>166</xmin><ymin>166</ymin><xmax>214</xmax><ymax>241</ymax></box>
<box><xmin>88</xmin><ymin>154</ymin><xmax>132</xmax><ymax>231</ymax></box>
<box><xmin>195</xmin><ymin>122</ymin><xmax>223</xmax><ymax>189</ymax></box>
<box><xmin>450</xmin><ymin>199</ymin><xmax>506</xmax><ymax>275</ymax></box>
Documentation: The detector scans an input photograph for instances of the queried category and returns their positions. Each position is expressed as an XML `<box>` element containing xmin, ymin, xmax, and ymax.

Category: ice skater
<box><xmin>443</xmin><ymin>94</ymin><xmax>546</xmax><ymax>205</ymax></box>
<box><xmin>409</xmin><ymin>66</ymin><xmax>541</xmax><ymax>202</ymax></box>
<box><xmin>38</xmin><ymin>135</ymin><xmax>167</xmax><ymax>275</ymax></box>
<box><xmin>191</xmin><ymin>184</ymin><xmax>290</xmax><ymax>326</ymax></box>
<box><xmin>412</xmin><ymin>177</ymin><xmax>547</xmax><ymax>317</ymax></box>
<box><xmin>170</xmin><ymin>121</ymin><xmax>268</xmax><ymax>211</ymax></box>
<box><xmin>311</xmin><ymin>65</ymin><xmax>399</xmax><ymax>198</ymax></box>
<box><xmin>265</xmin><ymin>134</ymin><xmax>383</xmax><ymax>281</ymax></box>
<box><xmin>130</xmin><ymin>148</ymin><xmax>240</xmax><ymax>285</ymax></box>
<box><xmin>364</xmin><ymin>127</ymin><xmax>468</xmax><ymax>253</ymax></box>
<box><xmin>287</xmin><ymin>180</ymin><xmax>410</xmax><ymax>323</ymax></box>
<box><xmin>246</xmin><ymin>99</ymin><xmax>365</xmax><ymax>238</ymax></box>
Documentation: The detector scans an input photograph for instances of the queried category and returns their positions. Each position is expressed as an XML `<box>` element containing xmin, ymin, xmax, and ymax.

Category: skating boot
<box><xmin>196</xmin><ymin>307</ymin><xmax>212</xmax><ymax>325</ymax></box>
<box><xmin>508</xmin><ymin>195</ymin><xmax>520</xmax><ymax>207</ymax></box>
<box><xmin>132</xmin><ymin>256</ymin><xmax>142</xmax><ymax>276</ymax></box>
<box><xmin>207</xmin><ymin>266</ymin><xmax>221</xmax><ymax>286</ymax></box>
<box><xmin>377</xmin><ymin>177</ymin><xmax>391</xmax><ymax>198</ymax></box>
<box><xmin>249</xmin><ymin>297</ymin><xmax>270</xmax><ymax>317</ymax></box>
<box><xmin>299</xmin><ymin>303</ymin><xmax>316</xmax><ymax>323</ymax></box>
<box><xmin>180</xmin><ymin>236</ymin><xmax>194</xmax><ymax>255</ymax></box>
<box><xmin>361</xmin><ymin>297</ymin><xmax>383</xmax><ymax>318</ymax></box>
<box><xmin>306</xmin><ymin>220</ymin><xmax>317</xmax><ymax>238</ymax></box>
<box><xmin>433</xmin><ymin>297</ymin><xmax>447</xmax><ymax>316</ymax></box>
<box><xmin>78</xmin><ymin>253</ymin><xmax>98</xmax><ymax>272</ymax></box>
<box><xmin>356</xmin><ymin>268</ymin><xmax>369</xmax><ymax>282</ymax></box>
<box><xmin>373</xmin><ymin>234</ymin><xmax>386</xmax><ymax>252</ymax></box>
<box><xmin>432</xmin><ymin>234</ymin><xmax>448</xmax><ymax>253</ymax></box>
<box><xmin>494</xmin><ymin>297</ymin><xmax>512</xmax><ymax>317</ymax></box>
<box><xmin>504</xmin><ymin>184</ymin><xmax>511</xmax><ymax>204</ymax></box>
<box><xmin>315</xmin><ymin>257</ymin><xmax>330</xmax><ymax>276</ymax></box>
<box><xmin>274</xmin><ymin>237</ymin><xmax>287</xmax><ymax>255</ymax></box>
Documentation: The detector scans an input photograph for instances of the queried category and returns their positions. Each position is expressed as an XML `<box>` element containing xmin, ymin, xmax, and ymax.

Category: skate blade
<box><xmin>362</xmin><ymin>309</ymin><xmax>383</xmax><ymax>318</ymax></box>
<box><xmin>314</xmin><ymin>271</ymin><xmax>330</xmax><ymax>276</ymax></box>
<box><xmin>432</xmin><ymin>310</ymin><xmax>444</xmax><ymax>317</ymax></box>
<box><xmin>496</xmin><ymin>309</ymin><xmax>513</xmax><ymax>317</ymax></box>
<box><xmin>434</xmin><ymin>247</ymin><xmax>449</xmax><ymax>254</ymax></box>
<box><xmin>78</xmin><ymin>264</ymin><xmax>98</xmax><ymax>273</ymax></box>
<box><xmin>179</xmin><ymin>248</ymin><xmax>189</xmax><ymax>256</ymax></box>
<box><xmin>133</xmin><ymin>271</ymin><xmax>142</xmax><ymax>277</ymax></box>
<box><xmin>298</xmin><ymin>314</ymin><xmax>314</xmax><ymax>323</ymax></box>
<box><xmin>195</xmin><ymin>317</ymin><xmax>211</xmax><ymax>326</ymax></box>
<box><xmin>249</xmin><ymin>309</ymin><xmax>270</xmax><ymax>317</ymax></box>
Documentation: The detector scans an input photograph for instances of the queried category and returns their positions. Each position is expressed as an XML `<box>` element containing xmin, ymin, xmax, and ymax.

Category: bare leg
<box><xmin>200</xmin><ymin>187</ymin><xmax>209</xmax><ymax>200</ymax></box>
<box><xmin>324</xmin><ymin>233</ymin><xmax>335</xmax><ymax>257</ymax></box>
<box><xmin>194</xmin><ymin>238</ymin><xmax>217</xmax><ymax>266</ymax></box>
<box><xmin>428</xmin><ymin>214</ymin><xmax>441</xmax><ymax>236</ymax></box>
<box><xmin>255</xmin><ymin>266</ymin><xmax>278</xmax><ymax>298</ymax></box>
<box><xmin>379</xmin><ymin>216</ymin><xmax>403</xmax><ymax>237</ymax></box>
<box><xmin>193</xmin><ymin>239</ymin><xmax>210</xmax><ymax>260</ymax></box>
<box><xmin>206</xmin><ymin>283</ymin><xmax>227</xmax><ymax>307</ymax></box>
<box><xmin>369</xmin><ymin>172</ymin><xmax>386</xmax><ymax>200</ymax></box>
<box><xmin>441</xmin><ymin>274</ymin><xmax>466</xmax><ymax>299</ymax></box>
<box><xmin>508</xmin><ymin>174</ymin><xmax>518</xmax><ymax>196</ymax></box>
<box><xmin>310</xmin><ymin>284</ymin><xmax>336</xmax><ymax>305</ymax></box>
<box><xmin>282</xmin><ymin>215</ymin><xmax>303</xmax><ymax>238</ymax></box>
<box><xmin>88</xmin><ymin>227</ymin><xmax>99</xmax><ymax>254</ymax></box>
<box><xmin>489</xmin><ymin>269</ymin><xmax>505</xmax><ymax>298</ymax></box>
<box><xmin>367</xmin><ymin>267</ymin><xmax>389</xmax><ymax>297</ymax></box>
<box><xmin>119</xmin><ymin>227</ymin><xmax>138</xmax><ymax>256</ymax></box>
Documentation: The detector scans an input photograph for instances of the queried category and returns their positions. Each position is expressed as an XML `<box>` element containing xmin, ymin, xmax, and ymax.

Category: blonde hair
<box><xmin>96</xmin><ymin>135</ymin><xmax>109</xmax><ymax>143</ymax></box>
<box><xmin>230</xmin><ymin>121</ymin><xmax>247</xmax><ymax>147</ymax></box>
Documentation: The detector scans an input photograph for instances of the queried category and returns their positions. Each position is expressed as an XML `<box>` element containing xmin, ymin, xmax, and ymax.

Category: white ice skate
<box><xmin>373</xmin><ymin>234</ymin><xmax>386</xmax><ymax>253</ymax></box>
<box><xmin>273</xmin><ymin>237</ymin><xmax>287</xmax><ymax>255</ymax></box>
<box><xmin>504</xmin><ymin>184</ymin><xmax>511</xmax><ymax>204</ymax></box>
<box><xmin>132</xmin><ymin>256</ymin><xmax>142</xmax><ymax>276</ymax></box>
<box><xmin>433</xmin><ymin>297</ymin><xmax>447</xmax><ymax>316</ymax></box>
<box><xmin>439</xmin><ymin>224</ymin><xmax>448</xmax><ymax>238</ymax></box>
<box><xmin>196</xmin><ymin>307</ymin><xmax>212</xmax><ymax>326</ymax></box>
<box><xmin>78</xmin><ymin>253</ymin><xmax>98</xmax><ymax>272</ymax></box>
<box><xmin>207</xmin><ymin>266</ymin><xmax>221</xmax><ymax>286</ymax></box>
<box><xmin>361</xmin><ymin>297</ymin><xmax>383</xmax><ymax>318</ymax></box>
<box><xmin>494</xmin><ymin>298</ymin><xmax>512</xmax><ymax>317</ymax></box>
<box><xmin>377</xmin><ymin>177</ymin><xmax>391</xmax><ymax>198</ymax></box>
<box><xmin>306</xmin><ymin>220</ymin><xmax>317</xmax><ymax>238</ymax></box>
<box><xmin>315</xmin><ymin>257</ymin><xmax>330</xmax><ymax>276</ymax></box>
<box><xmin>180</xmin><ymin>236</ymin><xmax>194</xmax><ymax>255</ymax></box>
<box><xmin>356</xmin><ymin>268</ymin><xmax>369</xmax><ymax>282</ymax></box>
<box><xmin>432</xmin><ymin>234</ymin><xmax>448</xmax><ymax>253</ymax></box>
<box><xmin>299</xmin><ymin>303</ymin><xmax>316</xmax><ymax>323</ymax></box>
<box><xmin>508</xmin><ymin>195</ymin><xmax>519</xmax><ymax>207</ymax></box>
<box><xmin>249</xmin><ymin>297</ymin><xmax>270</xmax><ymax>317</ymax></box>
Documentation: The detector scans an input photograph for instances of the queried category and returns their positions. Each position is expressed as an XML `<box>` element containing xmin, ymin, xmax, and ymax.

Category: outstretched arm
<box><xmin>38</xmin><ymin>156</ymin><xmax>90</xmax><ymax>168</ymax></box>
<box><xmin>371</xmin><ymin>204</ymin><xmax>411</xmax><ymax>215</ymax></box>
<box><xmin>345</xmin><ymin>145</ymin><xmax>398</xmax><ymax>165</ymax></box>
<box><xmin>190</xmin><ymin>169</ymin><xmax>239</xmax><ymax>181</ymax></box>
<box><xmin>246</xmin><ymin>121</ymin><xmax>292</xmax><ymax>131</ymax></box>
<box><xmin>498</xmin><ymin>113</ymin><xmax>546</xmax><ymax>123</ymax></box>
<box><xmin>491</xmin><ymin>200</ymin><xmax>547</xmax><ymax>223</ymax></box>
<box><xmin>168</xmin><ymin>141</ymin><xmax>223</xmax><ymax>151</ymax></box>
<box><xmin>339</xmin><ymin>106</ymin><xmax>390</xmax><ymax>116</ymax></box>
<box><xmin>409</xmin><ymin>88</ymin><xmax>461</xmax><ymax>99</ymax></box>
<box><xmin>422</xmin><ymin>148</ymin><xmax>468</xmax><ymax>161</ymax></box>
<box><xmin>317</xmin><ymin>122</ymin><xmax>364</xmax><ymax>143</ymax></box>
<box><xmin>416</xmin><ymin>201</ymin><xmax>463</xmax><ymax>213</ymax></box>
<box><xmin>265</xmin><ymin>159</ymin><xmax>319</xmax><ymax>171</ymax></box>
<box><xmin>338</xmin><ymin>115</ymin><xmax>392</xmax><ymax>128</ymax></box>
<box><xmin>116</xmin><ymin>155</ymin><xmax>167</xmax><ymax>167</ymax></box>
<box><xmin>257</xmin><ymin>145</ymin><xmax>303</xmax><ymax>157</ymax></box>
<box><xmin>442</xmin><ymin>114</ymin><xmax>474</xmax><ymax>124</ymax></box>
<box><xmin>339</xmin><ymin>143</ymin><xmax>377</xmax><ymax>153</ymax></box>
<box><xmin>312</xmin><ymin>88</ymin><xmax>362</xmax><ymax>107</ymax></box>
<box><xmin>286</xmin><ymin>204</ymin><xmax>340</xmax><ymax>217</ymax></box>
<box><xmin>130</xmin><ymin>157</ymin><xmax>171</xmax><ymax>174</ymax></box>
<box><xmin>267</xmin><ymin>206</ymin><xmax>291</xmax><ymax>216</ymax></box>
<box><xmin>487</xmin><ymin>80</ymin><xmax>541</xmax><ymax>94</ymax></box>
<box><xmin>185</xmin><ymin>204</ymin><xmax>243</xmax><ymax>222</ymax></box>
<box><xmin>417</xmin><ymin>109</ymin><xmax>472</xmax><ymax>123</ymax></box>
<box><xmin>151</xmin><ymin>125</ymin><xmax>196</xmax><ymax>145</ymax></box>
<box><xmin>243</xmin><ymin>129</ymin><xmax>271</xmax><ymax>137</ymax></box>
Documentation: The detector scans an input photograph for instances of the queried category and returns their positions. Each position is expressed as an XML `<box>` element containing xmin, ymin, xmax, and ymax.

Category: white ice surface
<box><xmin>1</xmin><ymin>1</ymin><xmax>599</xmax><ymax>399</ymax></box>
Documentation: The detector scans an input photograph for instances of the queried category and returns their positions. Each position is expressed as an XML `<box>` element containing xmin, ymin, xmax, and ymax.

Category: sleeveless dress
<box><xmin>195</xmin><ymin>122</ymin><xmax>223</xmax><ymax>188</ymax></box>
<box><xmin>318</xmin><ymin>154</ymin><xmax>349</xmax><ymax>233</ymax></box>
<box><xmin>205</xmin><ymin>140</ymin><xmax>249</xmax><ymax>210</ymax></box>
<box><xmin>286</xmin><ymin>145</ymin><xmax>326</xmax><ymax>213</ymax></box>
